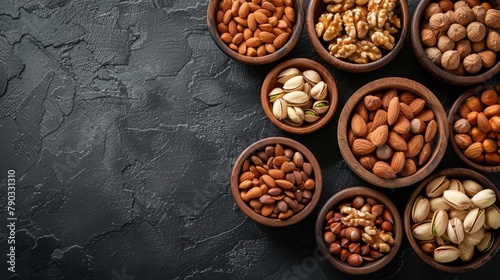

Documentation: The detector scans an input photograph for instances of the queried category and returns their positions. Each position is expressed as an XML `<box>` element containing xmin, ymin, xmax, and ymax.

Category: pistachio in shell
<box><xmin>431</xmin><ymin>209</ymin><xmax>448</xmax><ymax>237</ymax></box>
<box><xmin>471</xmin><ymin>189</ymin><xmax>496</xmax><ymax>209</ymax></box>
<box><xmin>462</xmin><ymin>179</ymin><xmax>483</xmax><ymax>197</ymax></box>
<box><xmin>485</xmin><ymin>205</ymin><xmax>500</xmax><ymax>229</ymax></box>
<box><xmin>283</xmin><ymin>91</ymin><xmax>309</xmax><ymax>106</ymax></box>
<box><xmin>412</xmin><ymin>196</ymin><xmax>431</xmax><ymax>223</ymax></box>
<box><xmin>426</xmin><ymin>175</ymin><xmax>449</xmax><ymax>197</ymax></box>
<box><xmin>283</xmin><ymin>75</ymin><xmax>305</xmax><ymax>92</ymax></box>
<box><xmin>463</xmin><ymin>207</ymin><xmax>485</xmax><ymax>234</ymax></box>
<box><xmin>448</xmin><ymin>209</ymin><xmax>468</xmax><ymax>221</ymax></box>
<box><xmin>459</xmin><ymin>242</ymin><xmax>475</xmax><ymax>262</ymax></box>
<box><xmin>412</xmin><ymin>222</ymin><xmax>435</xmax><ymax>241</ymax></box>
<box><xmin>286</xmin><ymin>106</ymin><xmax>304</xmax><ymax>125</ymax></box>
<box><xmin>273</xmin><ymin>98</ymin><xmax>288</xmax><ymax>120</ymax></box>
<box><xmin>435</xmin><ymin>232</ymin><xmax>452</xmax><ymax>246</ymax></box>
<box><xmin>302</xmin><ymin>69</ymin><xmax>322</xmax><ymax>86</ymax></box>
<box><xmin>310</xmin><ymin>81</ymin><xmax>327</xmax><ymax>100</ymax></box>
<box><xmin>463</xmin><ymin>228</ymin><xmax>485</xmax><ymax>246</ymax></box>
<box><xmin>269</xmin><ymin>87</ymin><xmax>285</xmax><ymax>103</ymax></box>
<box><xmin>304</xmin><ymin>109</ymin><xmax>319</xmax><ymax>123</ymax></box>
<box><xmin>448</xmin><ymin>179</ymin><xmax>465</xmax><ymax>193</ymax></box>
<box><xmin>447</xmin><ymin>217</ymin><xmax>465</xmax><ymax>244</ymax></box>
<box><xmin>434</xmin><ymin>245</ymin><xmax>460</xmax><ymax>263</ymax></box>
<box><xmin>430</xmin><ymin>197</ymin><xmax>452</xmax><ymax>212</ymax></box>
<box><xmin>277</xmin><ymin>67</ymin><xmax>301</xmax><ymax>84</ymax></box>
<box><xmin>442</xmin><ymin>190</ymin><xmax>471</xmax><ymax>210</ymax></box>
<box><xmin>312</xmin><ymin>100</ymin><xmax>329</xmax><ymax>114</ymax></box>
<box><xmin>476</xmin><ymin>231</ymin><xmax>494</xmax><ymax>252</ymax></box>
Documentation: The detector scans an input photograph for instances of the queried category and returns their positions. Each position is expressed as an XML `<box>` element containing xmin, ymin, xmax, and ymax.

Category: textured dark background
<box><xmin>0</xmin><ymin>0</ymin><xmax>499</xmax><ymax>279</ymax></box>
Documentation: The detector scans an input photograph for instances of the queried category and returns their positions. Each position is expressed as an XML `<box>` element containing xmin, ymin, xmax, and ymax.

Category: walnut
<box><xmin>343</xmin><ymin>10</ymin><xmax>357</xmax><ymax>39</ymax></box>
<box><xmin>455</xmin><ymin>6</ymin><xmax>475</xmax><ymax>25</ymax></box>
<box><xmin>316</xmin><ymin>13</ymin><xmax>343</xmax><ymax>41</ymax></box>
<box><xmin>447</xmin><ymin>23</ymin><xmax>467</xmax><ymax>41</ymax></box>
<box><xmin>485</xmin><ymin>9</ymin><xmax>500</xmax><ymax>28</ymax></box>
<box><xmin>354</xmin><ymin>6</ymin><xmax>369</xmax><ymax>39</ymax></box>
<box><xmin>479</xmin><ymin>50</ymin><xmax>497</xmax><ymax>68</ymax></box>
<box><xmin>425</xmin><ymin>3</ymin><xmax>442</xmax><ymax>20</ymax></box>
<box><xmin>429</xmin><ymin>13</ymin><xmax>452</xmax><ymax>32</ymax></box>
<box><xmin>425</xmin><ymin>47</ymin><xmax>443</xmax><ymax>65</ymax></box>
<box><xmin>349</xmin><ymin>40</ymin><xmax>382</xmax><ymax>63</ymax></box>
<box><xmin>454</xmin><ymin>1</ymin><xmax>469</xmax><ymax>11</ymax></box>
<box><xmin>472</xmin><ymin>5</ymin><xmax>487</xmax><ymax>24</ymax></box>
<box><xmin>340</xmin><ymin>206</ymin><xmax>376</xmax><ymax>227</ymax></box>
<box><xmin>441</xmin><ymin>50</ymin><xmax>461</xmax><ymax>70</ymax></box>
<box><xmin>467</xmin><ymin>22</ymin><xmax>486</xmax><ymax>42</ymax></box>
<box><xmin>421</xmin><ymin>28</ymin><xmax>438</xmax><ymax>46</ymax></box>
<box><xmin>463</xmin><ymin>53</ymin><xmax>483</xmax><ymax>74</ymax></box>
<box><xmin>486</xmin><ymin>30</ymin><xmax>500</xmax><ymax>52</ymax></box>
<box><xmin>327</xmin><ymin>0</ymin><xmax>355</xmax><ymax>13</ymax></box>
<box><xmin>371</xmin><ymin>30</ymin><xmax>395</xmax><ymax>50</ymax></box>
<box><xmin>438</xmin><ymin>0</ymin><xmax>454</xmax><ymax>12</ymax></box>
<box><xmin>456</xmin><ymin>39</ymin><xmax>472</xmax><ymax>59</ymax></box>
<box><xmin>437</xmin><ymin>35</ymin><xmax>455</xmax><ymax>52</ymax></box>
<box><xmin>362</xmin><ymin>226</ymin><xmax>395</xmax><ymax>253</ymax></box>
<box><xmin>328</xmin><ymin>35</ymin><xmax>357</xmax><ymax>58</ymax></box>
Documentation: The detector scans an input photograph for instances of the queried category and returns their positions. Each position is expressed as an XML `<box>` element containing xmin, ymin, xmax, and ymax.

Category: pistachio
<box><xmin>448</xmin><ymin>179</ymin><xmax>465</xmax><ymax>193</ymax></box>
<box><xmin>312</xmin><ymin>100</ymin><xmax>330</xmax><ymax>114</ymax></box>
<box><xmin>273</xmin><ymin>98</ymin><xmax>288</xmax><ymax>120</ymax></box>
<box><xmin>412</xmin><ymin>222</ymin><xmax>435</xmax><ymax>241</ymax></box>
<box><xmin>463</xmin><ymin>208</ymin><xmax>485</xmax><ymax>234</ymax></box>
<box><xmin>476</xmin><ymin>231</ymin><xmax>494</xmax><ymax>252</ymax></box>
<box><xmin>442</xmin><ymin>190</ymin><xmax>471</xmax><ymax>210</ymax></box>
<box><xmin>463</xmin><ymin>228</ymin><xmax>485</xmax><ymax>246</ymax></box>
<box><xmin>431</xmin><ymin>210</ymin><xmax>449</xmax><ymax>236</ymax></box>
<box><xmin>459</xmin><ymin>242</ymin><xmax>474</xmax><ymax>262</ymax></box>
<box><xmin>430</xmin><ymin>197</ymin><xmax>452</xmax><ymax>212</ymax></box>
<box><xmin>269</xmin><ymin>87</ymin><xmax>285</xmax><ymax>103</ymax></box>
<box><xmin>462</xmin><ymin>179</ymin><xmax>483</xmax><ymax>197</ymax></box>
<box><xmin>426</xmin><ymin>175</ymin><xmax>450</xmax><ymax>197</ymax></box>
<box><xmin>283</xmin><ymin>91</ymin><xmax>309</xmax><ymax>106</ymax></box>
<box><xmin>435</xmin><ymin>233</ymin><xmax>452</xmax><ymax>246</ymax></box>
<box><xmin>447</xmin><ymin>217</ymin><xmax>465</xmax><ymax>244</ymax></box>
<box><xmin>448</xmin><ymin>209</ymin><xmax>468</xmax><ymax>221</ymax></box>
<box><xmin>277</xmin><ymin>67</ymin><xmax>301</xmax><ymax>84</ymax></box>
<box><xmin>302</xmin><ymin>69</ymin><xmax>322</xmax><ymax>86</ymax></box>
<box><xmin>283</xmin><ymin>75</ymin><xmax>304</xmax><ymax>92</ymax></box>
<box><xmin>434</xmin><ymin>245</ymin><xmax>460</xmax><ymax>263</ymax></box>
<box><xmin>287</xmin><ymin>106</ymin><xmax>304</xmax><ymax>124</ymax></box>
<box><xmin>310</xmin><ymin>81</ymin><xmax>327</xmax><ymax>100</ymax></box>
<box><xmin>412</xmin><ymin>196</ymin><xmax>431</xmax><ymax>223</ymax></box>
<box><xmin>303</xmin><ymin>109</ymin><xmax>320</xmax><ymax>123</ymax></box>
<box><xmin>485</xmin><ymin>205</ymin><xmax>500</xmax><ymax>229</ymax></box>
<box><xmin>471</xmin><ymin>189</ymin><xmax>496</xmax><ymax>209</ymax></box>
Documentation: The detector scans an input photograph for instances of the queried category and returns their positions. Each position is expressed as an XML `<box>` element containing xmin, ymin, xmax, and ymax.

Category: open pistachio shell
<box><xmin>463</xmin><ymin>228</ymin><xmax>485</xmax><ymax>246</ymax></box>
<box><xmin>277</xmin><ymin>67</ymin><xmax>301</xmax><ymax>84</ymax></box>
<box><xmin>462</xmin><ymin>179</ymin><xmax>483</xmax><ymax>197</ymax></box>
<box><xmin>431</xmin><ymin>210</ymin><xmax>448</xmax><ymax>237</ymax></box>
<box><xmin>436</xmin><ymin>232</ymin><xmax>451</xmax><ymax>246</ymax></box>
<box><xmin>485</xmin><ymin>205</ymin><xmax>500</xmax><ymax>229</ymax></box>
<box><xmin>303</xmin><ymin>82</ymin><xmax>311</xmax><ymax>97</ymax></box>
<box><xmin>312</xmin><ymin>100</ymin><xmax>329</xmax><ymax>114</ymax></box>
<box><xmin>463</xmin><ymin>208</ymin><xmax>485</xmax><ymax>234</ymax></box>
<box><xmin>471</xmin><ymin>189</ymin><xmax>496</xmax><ymax>209</ymax></box>
<box><xmin>310</xmin><ymin>81</ymin><xmax>327</xmax><ymax>100</ymax></box>
<box><xmin>459</xmin><ymin>242</ymin><xmax>474</xmax><ymax>262</ymax></box>
<box><xmin>283</xmin><ymin>75</ymin><xmax>304</xmax><ymax>92</ymax></box>
<box><xmin>443</xmin><ymin>190</ymin><xmax>471</xmax><ymax>210</ymax></box>
<box><xmin>434</xmin><ymin>245</ymin><xmax>460</xmax><ymax>263</ymax></box>
<box><xmin>303</xmin><ymin>109</ymin><xmax>319</xmax><ymax>123</ymax></box>
<box><xmin>302</xmin><ymin>69</ymin><xmax>321</xmax><ymax>86</ymax></box>
<box><xmin>287</xmin><ymin>106</ymin><xmax>304</xmax><ymax>124</ymax></box>
<box><xmin>476</xmin><ymin>232</ymin><xmax>494</xmax><ymax>252</ymax></box>
<box><xmin>448</xmin><ymin>179</ymin><xmax>465</xmax><ymax>193</ymax></box>
<box><xmin>269</xmin><ymin>87</ymin><xmax>285</xmax><ymax>103</ymax></box>
<box><xmin>283</xmin><ymin>91</ymin><xmax>309</xmax><ymax>106</ymax></box>
<box><xmin>412</xmin><ymin>222</ymin><xmax>435</xmax><ymax>241</ymax></box>
<box><xmin>426</xmin><ymin>175</ymin><xmax>449</xmax><ymax>197</ymax></box>
<box><xmin>430</xmin><ymin>197</ymin><xmax>452</xmax><ymax>212</ymax></box>
<box><xmin>447</xmin><ymin>217</ymin><xmax>465</xmax><ymax>244</ymax></box>
<box><xmin>273</xmin><ymin>98</ymin><xmax>287</xmax><ymax>120</ymax></box>
<box><xmin>412</xmin><ymin>196</ymin><xmax>431</xmax><ymax>223</ymax></box>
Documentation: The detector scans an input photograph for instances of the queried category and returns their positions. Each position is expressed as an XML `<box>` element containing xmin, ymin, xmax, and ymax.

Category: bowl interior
<box><xmin>306</xmin><ymin>0</ymin><xmax>409</xmax><ymax>72</ymax></box>
<box><xmin>337</xmin><ymin>77</ymin><xmax>449</xmax><ymax>188</ymax></box>
<box><xmin>230</xmin><ymin>137</ymin><xmax>322</xmax><ymax>227</ymax></box>
<box><xmin>207</xmin><ymin>0</ymin><xmax>305</xmax><ymax>65</ymax></box>
<box><xmin>404</xmin><ymin>168</ymin><xmax>500</xmax><ymax>273</ymax></box>
<box><xmin>410</xmin><ymin>0</ymin><xmax>500</xmax><ymax>85</ymax></box>
<box><xmin>315</xmin><ymin>186</ymin><xmax>403</xmax><ymax>275</ymax></box>
<box><xmin>448</xmin><ymin>85</ymin><xmax>500</xmax><ymax>172</ymax></box>
<box><xmin>260</xmin><ymin>58</ymin><xmax>338</xmax><ymax>134</ymax></box>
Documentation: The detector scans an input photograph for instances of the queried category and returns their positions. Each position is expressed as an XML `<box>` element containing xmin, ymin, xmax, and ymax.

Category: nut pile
<box><xmin>348</xmin><ymin>89</ymin><xmax>439</xmax><ymax>179</ymax></box>
<box><xmin>323</xmin><ymin>195</ymin><xmax>396</xmax><ymax>267</ymax></box>
<box><xmin>269</xmin><ymin>68</ymin><xmax>329</xmax><ymax>126</ymax></box>
<box><xmin>420</xmin><ymin>0</ymin><xmax>499</xmax><ymax>75</ymax></box>
<box><xmin>238</xmin><ymin>143</ymin><xmax>315</xmax><ymax>219</ymax></box>
<box><xmin>411</xmin><ymin>175</ymin><xmax>499</xmax><ymax>263</ymax></box>
<box><xmin>453</xmin><ymin>88</ymin><xmax>500</xmax><ymax>165</ymax></box>
<box><xmin>315</xmin><ymin>0</ymin><xmax>402</xmax><ymax>63</ymax></box>
<box><xmin>216</xmin><ymin>0</ymin><xmax>295</xmax><ymax>57</ymax></box>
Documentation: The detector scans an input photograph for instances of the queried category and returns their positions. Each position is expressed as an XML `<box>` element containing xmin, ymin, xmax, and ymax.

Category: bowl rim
<box><xmin>315</xmin><ymin>186</ymin><xmax>403</xmax><ymax>275</ymax></box>
<box><xmin>206</xmin><ymin>0</ymin><xmax>305</xmax><ymax>65</ymax></box>
<box><xmin>230</xmin><ymin>136</ymin><xmax>323</xmax><ymax>227</ymax></box>
<box><xmin>260</xmin><ymin>57</ymin><xmax>339</xmax><ymax>134</ymax></box>
<box><xmin>410</xmin><ymin>0</ymin><xmax>500</xmax><ymax>86</ymax></box>
<box><xmin>305</xmin><ymin>0</ymin><xmax>409</xmax><ymax>73</ymax></box>
<box><xmin>448</xmin><ymin>84</ymin><xmax>500</xmax><ymax>172</ymax></box>
<box><xmin>403</xmin><ymin>167</ymin><xmax>500</xmax><ymax>273</ymax></box>
<box><xmin>337</xmin><ymin>77</ymin><xmax>449</xmax><ymax>188</ymax></box>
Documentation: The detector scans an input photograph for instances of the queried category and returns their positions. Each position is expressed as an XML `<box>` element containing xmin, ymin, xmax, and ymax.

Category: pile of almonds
<box><xmin>348</xmin><ymin>89</ymin><xmax>439</xmax><ymax>179</ymax></box>
<box><xmin>216</xmin><ymin>0</ymin><xmax>295</xmax><ymax>57</ymax></box>
<box><xmin>453</xmin><ymin>88</ymin><xmax>500</xmax><ymax>165</ymax></box>
<box><xmin>237</xmin><ymin>143</ymin><xmax>315</xmax><ymax>219</ymax></box>
<box><xmin>411</xmin><ymin>175</ymin><xmax>499</xmax><ymax>263</ymax></box>
<box><xmin>323</xmin><ymin>195</ymin><xmax>396</xmax><ymax>267</ymax></box>
<box><xmin>420</xmin><ymin>0</ymin><xmax>499</xmax><ymax>75</ymax></box>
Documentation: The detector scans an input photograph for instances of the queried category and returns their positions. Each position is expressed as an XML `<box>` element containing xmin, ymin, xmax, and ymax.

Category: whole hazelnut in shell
<box><xmin>441</xmin><ymin>50</ymin><xmax>461</xmax><ymax>70</ymax></box>
<box><xmin>455</xmin><ymin>39</ymin><xmax>472</xmax><ymax>59</ymax></box>
<box><xmin>479</xmin><ymin>50</ymin><xmax>497</xmax><ymax>68</ymax></box>
<box><xmin>437</xmin><ymin>35</ymin><xmax>455</xmax><ymax>52</ymax></box>
<box><xmin>466</xmin><ymin>22</ymin><xmax>486</xmax><ymax>42</ymax></box>
<box><xmin>485</xmin><ymin>9</ymin><xmax>500</xmax><ymax>28</ymax></box>
<box><xmin>421</xmin><ymin>29</ymin><xmax>438</xmax><ymax>46</ymax></box>
<box><xmin>429</xmin><ymin>13</ymin><xmax>452</xmax><ymax>32</ymax></box>
<box><xmin>425</xmin><ymin>3</ymin><xmax>442</xmax><ymax>20</ymax></box>
<box><xmin>463</xmin><ymin>53</ymin><xmax>483</xmax><ymax>74</ymax></box>
<box><xmin>486</xmin><ymin>30</ymin><xmax>500</xmax><ymax>52</ymax></box>
<box><xmin>455</xmin><ymin>6</ymin><xmax>475</xmax><ymax>25</ymax></box>
<box><xmin>472</xmin><ymin>5</ymin><xmax>487</xmax><ymax>24</ymax></box>
<box><xmin>425</xmin><ymin>47</ymin><xmax>443</xmax><ymax>65</ymax></box>
<box><xmin>447</xmin><ymin>23</ymin><xmax>467</xmax><ymax>41</ymax></box>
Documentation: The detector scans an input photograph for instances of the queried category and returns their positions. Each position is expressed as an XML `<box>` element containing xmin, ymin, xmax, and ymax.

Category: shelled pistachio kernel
<box><xmin>269</xmin><ymin>68</ymin><xmax>329</xmax><ymax>126</ymax></box>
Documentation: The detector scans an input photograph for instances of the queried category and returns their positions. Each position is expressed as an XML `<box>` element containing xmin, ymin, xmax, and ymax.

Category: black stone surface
<box><xmin>0</xmin><ymin>0</ymin><xmax>498</xmax><ymax>279</ymax></box>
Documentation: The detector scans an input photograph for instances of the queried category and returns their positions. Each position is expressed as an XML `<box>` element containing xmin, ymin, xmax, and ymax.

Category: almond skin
<box><xmin>399</xmin><ymin>159</ymin><xmax>417</xmax><ymax>176</ymax></box>
<box><xmin>409</xmin><ymin>98</ymin><xmax>426</xmax><ymax>115</ymax></box>
<box><xmin>405</xmin><ymin>135</ymin><xmax>425</xmax><ymax>158</ymax></box>
<box><xmin>370</xmin><ymin>125</ymin><xmax>389</xmax><ymax>147</ymax></box>
<box><xmin>477</xmin><ymin>112</ymin><xmax>491</xmax><ymax>132</ymax></box>
<box><xmin>418</xmin><ymin>142</ymin><xmax>432</xmax><ymax>165</ymax></box>
<box><xmin>464</xmin><ymin>142</ymin><xmax>484</xmax><ymax>158</ymax></box>
<box><xmin>393</xmin><ymin>115</ymin><xmax>411</xmax><ymax>134</ymax></box>
<box><xmin>387</xmin><ymin>97</ymin><xmax>400</xmax><ymax>125</ymax></box>
<box><xmin>351</xmin><ymin>113</ymin><xmax>368</xmax><ymax>137</ymax></box>
<box><xmin>371</xmin><ymin>109</ymin><xmax>388</xmax><ymax>131</ymax></box>
<box><xmin>372</xmin><ymin>161</ymin><xmax>396</xmax><ymax>179</ymax></box>
<box><xmin>387</xmin><ymin>132</ymin><xmax>408</xmax><ymax>151</ymax></box>
<box><xmin>425</xmin><ymin>119</ymin><xmax>438</xmax><ymax>142</ymax></box>
<box><xmin>391</xmin><ymin>151</ymin><xmax>406</xmax><ymax>173</ymax></box>
<box><xmin>352</xmin><ymin>139</ymin><xmax>376</xmax><ymax>155</ymax></box>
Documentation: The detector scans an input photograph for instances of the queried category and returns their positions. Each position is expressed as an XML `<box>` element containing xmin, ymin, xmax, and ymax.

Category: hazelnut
<box><xmin>344</xmin><ymin>226</ymin><xmax>361</xmax><ymax>242</ymax></box>
<box><xmin>437</xmin><ymin>35</ymin><xmax>455</xmax><ymax>52</ymax></box>
<box><xmin>447</xmin><ymin>23</ymin><xmax>467</xmax><ymax>41</ymax></box>
<box><xmin>472</xmin><ymin>39</ymin><xmax>487</xmax><ymax>53</ymax></box>
<box><xmin>479</xmin><ymin>50</ymin><xmax>497</xmax><ymax>68</ymax></box>
<box><xmin>347</xmin><ymin>253</ymin><xmax>363</xmax><ymax>267</ymax></box>
<box><xmin>429</xmin><ymin>13</ymin><xmax>452</xmax><ymax>32</ymax></box>
<box><xmin>446</xmin><ymin>62</ymin><xmax>465</xmax><ymax>76</ymax></box>
<box><xmin>481</xmin><ymin>89</ymin><xmax>498</xmax><ymax>106</ymax></box>
<box><xmin>425</xmin><ymin>3</ymin><xmax>442</xmax><ymax>20</ymax></box>
<box><xmin>464</xmin><ymin>0</ymin><xmax>481</xmax><ymax>8</ymax></box>
<box><xmin>485</xmin><ymin>9</ymin><xmax>500</xmax><ymax>28</ymax></box>
<box><xmin>466</xmin><ymin>22</ymin><xmax>486</xmax><ymax>42</ymax></box>
<box><xmin>441</xmin><ymin>50</ymin><xmax>461</xmax><ymax>70</ymax></box>
<box><xmin>472</xmin><ymin>5</ymin><xmax>487</xmax><ymax>24</ymax></box>
<box><xmin>467</xmin><ymin>111</ymin><xmax>479</xmax><ymax>125</ymax></box>
<box><xmin>421</xmin><ymin>29</ymin><xmax>438</xmax><ymax>46</ymax></box>
<box><xmin>455</xmin><ymin>133</ymin><xmax>473</xmax><ymax>149</ymax></box>
<box><xmin>446</xmin><ymin>10</ymin><xmax>456</xmax><ymax>24</ymax></box>
<box><xmin>463</xmin><ymin>53</ymin><xmax>483</xmax><ymax>74</ymax></box>
<box><xmin>455</xmin><ymin>39</ymin><xmax>472</xmax><ymax>59</ymax></box>
<box><xmin>486</xmin><ymin>30</ymin><xmax>500</xmax><ymax>52</ymax></box>
<box><xmin>466</xmin><ymin>96</ymin><xmax>484</xmax><ymax>111</ymax></box>
<box><xmin>454</xmin><ymin>118</ymin><xmax>472</xmax><ymax>134</ymax></box>
<box><xmin>455</xmin><ymin>6</ymin><xmax>475</xmax><ymax>25</ymax></box>
<box><xmin>425</xmin><ymin>47</ymin><xmax>443</xmax><ymax>65</ymax></box>
<box><xmin>481</xmin><ymin>3</ymin><xmax>492</xmax><ymax>10</ymax></box>
<box><xmin>438</xmin><ymin>0</ymin><xmax>454</xmax><ymax>12</ymax></box>
<box><xmin>454</xmin><ymin>1</ymin><xmax>469</xmax><ymax>10</ymax></box>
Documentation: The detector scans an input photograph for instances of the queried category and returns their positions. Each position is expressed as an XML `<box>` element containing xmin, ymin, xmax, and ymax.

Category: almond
<box><xmin>387</xmin><ymin>132</ymin><xmax>408</xmax><ymax>151</ymax></box>
<box><xmin>256</xmin><ymin>8</ymin><xmax>272</xmax><ymax>17</ymax></box>
<box><xmin>257</xmin><ymin>45</ymin><xmax>267</xmax><ymax>56</ymax></box>
<box><xmin>399</xmin><ymin>103</ymin><xmax>415</xmax><ymax>120</ymax></box>
<box><xmin>405</xmin><ymin>135</ymin><xmax>424</xmax><ymax>158</ymax></box>
<box><xmin>239</xmin><ymin>171</ymin><xmax>255</xmax><ymax>182</ymax></box>
<box><xmin>418</xmin><ymin>142</ymin><xmax>432</xmax><ymax>165</ymax></box>
<box><xmin>261</xmin><ymin>204</ymin><xmax>275</xmax><ymax>216</ymax></box>
<box><xmin>262</xmin><ymin>1</ymin><xmax>276</xmax><ymax>12</ymax></box>
<box><xmin>355</xmin><ymin>102</ymin><xmax>369</xmax><ymax>122</ymax></box>
<box><xmin>246</xmin><ymin>36</ymin><xmax>262</xmax><ymax>47</ymax></box>
<box><xmin>416</xmin><ymin>109</ymin><xmax>434</xmax><ymax>122</ymax></box>
<box><xmin>399</xmin><ymin>159</ymin><xmax>417</xmax><ymax>176</ymax></box>
<box><xmin>228</xmin><ymin>20</ymin><xmax>238</xmax><ymax>36</ymax></box>
<box><xmin>391</xmin><ymin>151</ymin><xmax>406</xmax><ymax>173</ymax></box>
<box><xmin>248</xmin><ymin>13</ymin><xmax>257</xmax><ymax>31</ymax></box>
<box><xmin>371</xmin><ymin>109</ymin><xmax>388</xmax><ymax>131</ymax></box>
<box><xmin>360</xmin><ymin>154</ymin><xmax>377</xmax><ymax>170</ymax></box>
<box><xmin>231</xmin><ymin>1</ymin><xmax>240</xmax><ymax>16</ymax></box>
<box><xmin>387</xmin><ymin>97</ymin><xmax>400</xmax><ymax>125</ymax></box>
<box><xmin>370</xmin><ymin>125</ymin><xmax>389</xmax><ymax>147</ymax></box>
<box><xmin>490</xmin><ymin>116</ymin><xmax>500</xmax><ymax>132</ymax></box>
<box><xmin>400</xmin><ymin>91</ymin><xmax>417</xmax><ymax>105</ymax></box>
<box><xmin>273</xmin><ymin>32</ymin><xmax>289</xmax><ymax>48</ymax></box>
<box><xmin>425</xmin><ymin>119</ymin><xmax>438</xmax><ymax>142</ymax></box>
<box><xmin>485</xmin><ymin>152</ymin><xmax>500</xmax><ymax>164</ymax></box>
<box><xmin>382</xmin><ymin>89</ymin><xmax>398</xmax><ymax>110</ymax></box>
<box><xmin>454</xmin><ymin>133</ymin><xmax>473</xmax><ymax>149</ymax></box>
<box><xmin>239</xmin><ymin>180</ymin><xmax>253</xmax><ymax>189</ymax></box>
<box><xmin>259</xmin><ymin>31</ymin><xmax>277</xmax><ymax>43</ymax></box>
<box><xmin>351</xmin><ymin>113</ymin><xmax>368</xmax><ymax>137</ymax></box>
<box><xmin>464</xmin><ymin>142</ymin><xmax>483</xmax><ymax>159</ymax></box>
<box><xmin>284</xmin><ymin>6</ymin><xmax>295</xmax><ymax>22</ymax></box>
<box><xmin>409</xmin><ymin>98</ymin><xmax>426</xmax><ymax>115</ymax></box>
<box><xmin>246</xmin><ymin>187</ymin><xmax>263</xmax><ymax>200</ymax></box>
<box><xmin>275</xmin><ymin>179</ymin><xmax>294</xmax><ymax>189</ymax></box>
<box><xmin>254</xmin><ymin>11</ymin><xmax>268</xmax><ymax>24</ymax></box>
<box><xmin>372</xmin><ymin>161</ymin><xmax>396</xmax><ymax>179</ymax></box>
<box><xmin>393</xmin><ymin>115</ymin><xmax>411</xmax><ymax>134</ymax></box>
<box><xmin>484</xmin><ymin>104</ymin><xmax>500</xmax><ymax>118</ymax></box>
<box><xmin>477</xmin><ymin>112</ymin><xmax>491</xmax><ymax>132</ymax></box>
<box><xmin>364</xmin><ymin>95</ymin><xmax>382</xmax><ymax>111</ymax></box>
<box><xmin>239</xmin><ymin>2</ymin><xmax>250</xmax><ymax>18</ymax></box>
<box><xmin>221</xmin><ymin>32</ymin><xmax>233</xmax><ymax>43</ymax></box>
<box><xmin>259</xmin><ymin>23</ymin><xmax>274</xmax><ymax>32</ymax></box>
<box><xmin>352</xmin><ymin>139</ymin><xmax>376</xmax><ymax>155</ymax></box>
<box><xmin>268</xmin><ymin>169</ymin><xmax>285</xmax><ymax>179</ymax></box>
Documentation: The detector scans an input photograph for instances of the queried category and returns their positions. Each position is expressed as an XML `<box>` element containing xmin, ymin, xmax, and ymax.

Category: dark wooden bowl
<box><xmin>337</xmin><ymin>77</ymin><xmax>448</xmax><ymax>188</ymax></box>
<box><xmin>316</xmin><ymin>186</ymin><xmax>403</xmax><ymax>275</ymax></box>
<box><xmin>260</xmin><ymin>58</ymin><xmax>338</xmax><ymax>134</ymax></box>
<box><xmin>306</xmin><ymin>0</ymin><xmax>409</xmax><ymax>72</ymax></box>
<box><xmin>404</xmin><ymin>168</ymin><xmax>500</xmax><ymax>273</ymax></box>
<box><xmin>410</xmin><ymin>0</ymin><xmax>500</xmax><ymax>86</ymax></box>
<box><xmin>206</xmin><ymin>0</ymin><xmax>304</xmax><ymax>65</ymax></box>
<box><xmin>230</xmin><ymin>137</ymin><xmax>322</xmax><ymax>227</ymax></box>
<box><xmin>448</xmin><ymin>84</ymin><xmax>500</xmax><ymax>172</ymax></box>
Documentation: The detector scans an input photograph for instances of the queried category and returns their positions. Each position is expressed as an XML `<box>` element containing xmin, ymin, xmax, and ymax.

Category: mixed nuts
<box><xmin>269</xmin><ymin>67</ymin><xmax>329</xmax><ymax>126</ymax></box>
<box><xmin>411</xmin><ymin>175</ymin><xmax>499</xmax><ymax>263</ymax></box>
<box><xmin>237</xmin><ymin>143</ymin><xmax>315</xmax><ymax>219</ymax></box>
<box><xmin>323</xmin><ymin>195</ymin><xmax>396</xmax><ymax>267</ymax></box>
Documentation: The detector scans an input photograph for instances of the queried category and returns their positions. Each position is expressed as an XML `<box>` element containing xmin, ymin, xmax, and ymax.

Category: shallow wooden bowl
<box><xmin>404</xmin><ymin>168</ymin><xmax>500</xmax><ymax>273</ymax></box>
<box><xmin>410</xmin><ymin>0</ymin><xmax>500</xmax><ymax>86</ymax></box>
<box><xmin>260</xmin><ymin>58</ymin><xmax>338</xmax><ymax>134</ymax></box>
<box><xmin>306</xmin><ymin>0</ymin><xmax>409</xmax><ymax>72</ymax></box>
<box><xmin>207</xmin><ymin>0</ymin><xmax>305</xmax><ymax>65</ymax></box>
<box><xmin>230</xmin><ymin>136</ymin><xmax>322</xmax><ymax>227</ymax></box>
<box><xmin>315</xmin><ymin>186</ymin><xmax>403</xmax><ymax>275</ymax></box>
<box><xmin>337</xmin><ymin>77</ymin><xmax>448</xmax><ymax>188</ymax></box>
<box><xmin>448</xmin><ymin>84</ymin><xmax>500</xmax><ymax>172</ymax></box>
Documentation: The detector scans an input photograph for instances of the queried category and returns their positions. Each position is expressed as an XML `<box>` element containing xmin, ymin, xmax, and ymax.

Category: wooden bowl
<box><xmin>404</xmin><ymin>168</ymin><xmax>500</xmax><ymax>273</ymax></box>
<box><xmin>448</xmin><ymin>84</ymin><xmax>500</xmax><ymax>172</ymax></box>
<box><xmin>306</xmin><ymin>0</ymin><xmax>409</xmax><ymax>72</ymax></box>
<box><xmin>410</xmin><ymin>0</ymin><xmax>500</xmax><ymax>86</ymax></box>
<box><xmin>206</xmin><ymin>0</ymin><xmax>304</xmax><ymax>65</ymax></box>
<box><xmin>260</xmin><ymin>58</ymin><xmax>338</xmax><ymax>134</ymax></box>
<box><xmin>230</xmin><ymin>137</ymin><xmax>322</xmax><ymax>227</ymax></box>
<box><xmin>337</xmin><ymin>77</ymin><xmax>448</xmax><ymax>188</ymax></box>
<box><xmin>315</xmin><ymin>186</ymin><xmax>403</xmax><ymax>275</ymax></box>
